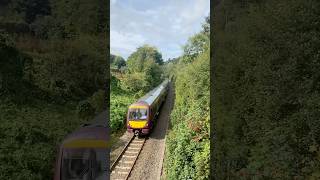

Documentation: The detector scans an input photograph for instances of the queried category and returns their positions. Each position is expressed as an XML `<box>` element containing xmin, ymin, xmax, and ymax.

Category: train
<box><xmin>54</xmin><ymin>110</ymin><xmax>109</xmax><ymax>180</ymax></box>
<box><xmin>126</xmin><ymin>79</ymin><xmax>170</xmax><ymax>136</ymax></box>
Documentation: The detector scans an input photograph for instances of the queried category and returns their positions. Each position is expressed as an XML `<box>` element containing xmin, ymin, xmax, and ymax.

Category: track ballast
<box><xmin>110</xmin><ymin>135</ymin><xmax>146</xmax><ymax>180</ymax></box>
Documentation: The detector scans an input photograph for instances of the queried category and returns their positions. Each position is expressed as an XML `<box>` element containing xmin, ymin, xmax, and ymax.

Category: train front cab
<box><xmin>54</xmin><ymin>130</ymin><xmax>109</xmax><ymax>180</ymax></box>
<box><xmin>127</xmin><ymin>103</ymin><xmax>151</xmax><ymax>136</ymax></box>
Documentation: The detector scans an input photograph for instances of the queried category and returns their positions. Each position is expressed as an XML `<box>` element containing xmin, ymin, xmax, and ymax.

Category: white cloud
<box><xmin>111</xmin><ymin>0</ymin><xmax>117</xmax><ymax>5</ymax></box>
<box><xmin>111</xmin><ymin>0</ymin><xmax>210</xmax><ymax>60</ymax></box>
<box><xmin>110</xmin><ymin>30</ymin><xmax>146</xmax><ymax>58</ymax></box>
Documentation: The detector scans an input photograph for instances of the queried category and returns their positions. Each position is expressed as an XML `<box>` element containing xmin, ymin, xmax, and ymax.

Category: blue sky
<box><xmin>110</xmin><ymin>0</ymin><xmax>210</xmax><ymax>60</ymax></box>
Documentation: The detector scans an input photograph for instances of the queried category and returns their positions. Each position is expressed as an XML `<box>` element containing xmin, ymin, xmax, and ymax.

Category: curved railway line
<box><xmin>110</xmin><ymin>135</ymin><xmax>146</xmax><ymax>180</ymax></box>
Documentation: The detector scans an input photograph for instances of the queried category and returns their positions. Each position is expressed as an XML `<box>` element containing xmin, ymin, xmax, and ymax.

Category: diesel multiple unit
<box><xmin>127</xmin><ymin>79</ymin><xmax>169</xmax><ymax>136</ymax></box>
<box><xmin>54</xmin><ymin>111</ymin><xmax>109</xmax><ymax>180</ymax></box>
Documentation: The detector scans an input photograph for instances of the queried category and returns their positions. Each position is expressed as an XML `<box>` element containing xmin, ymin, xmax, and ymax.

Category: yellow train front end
<box><xmin>54</xmin><ymin>126</ymin><xmax>109</xmax><ymax>180</ymax></box>
<box><xmin>126</xmin><ymin>103</ymin><xmax>151</xmax><ymax>136</ymax></box>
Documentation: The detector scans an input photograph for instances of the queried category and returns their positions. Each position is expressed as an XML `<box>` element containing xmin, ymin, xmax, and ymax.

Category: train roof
<box><xmin>137</xmin><ymin>79</ymin><xmax>169</xmax><ymax>106</ymax></box>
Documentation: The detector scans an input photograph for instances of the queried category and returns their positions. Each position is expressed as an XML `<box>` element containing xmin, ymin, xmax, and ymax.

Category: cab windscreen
<box><xmin>61</xmin><ymin>148</ymin><xmax>107</xmax><ymax>180</ymax></box>
<box><xmin>129</xmin><ymin>108</ymin><xmax>148</xmax><ymax>120</ymax></box>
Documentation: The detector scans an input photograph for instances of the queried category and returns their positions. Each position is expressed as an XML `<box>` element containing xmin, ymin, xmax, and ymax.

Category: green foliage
<box><xmin>214</xmin><ymin>0</ymin><xmax>320</xmax><ymax>178</ymax></box>
<box><xmin>0</xmin><ymin>99</ymin><xmax>86</xmax><ymax>179</ymax></box>
<box><xmin>165</xmin><ymin>17</ymin><xmax>210</xmax><ymax>180</ymax></box>
<box><xmin>182</xmin><ymin>33</ymin><xmax>209</xmax><ymax>64</ymax></box>
<box><xmin>163</xmin><ymin>57</ymin><xmax>180</xmax><ymax>79</ymax></box>
<box><xmin>194</xmin><ymin>140</ymin><xmax>210</xmax><ymax>180</ymax></box>
<box><xmin>123</xmin><ymin>44</ymin><xmax>164</xmax><ymax>91</ymax></box>
<box><xmin>111</xmin><ymin>74</ymin><xmax>121</xmax><ymax>93</ymax></box>
<box><xmin>77</xmin><ymin>100</ymin><xmax>95</xmax><ymax>120</ymax></box>
<box><xmin>0</xmin><ymin>1</ymin><xmax>107</xmax><ymax>178</ymax></box>
<box><xmin>32</xmin><ymin>35</ymin><xmax>106</xmax><ymax>99</ymax></box>
<box><xmin>89</xmin><ymin>89</ymin><xmax>105</xmax><ymax>113</ymax></box>
<box><xmin>110</xmin><ymin>93</ymin><xmax>135</xmax><ymax>132</ymax></box>
<box><xmin>162</xmin><ymin>62</ymin><xmax>174</xmax><ymax>78</ymax></box>
<box><xmin>110</xmin><ymin>54</ymin><xmax>126</xmax><ymax>69</ymax></box>
<box><xmin>120</xmin><ymin>72</ymin><xmax>148</xmax><ymax>93</ymax></box>
<box><xmin>166</xmin><ymin>122</ymin><xmax>196</xmax><ymax>179</ymax></box>
<box><xmin>110</xmin><ymin>75</ymin><xmax>136</xmax><ymax>132</ymax></box>
<box><xmin>127</xmin><ymin>44</ymin><xmax>163</xmax><ymax>73</ymax></box>
<box><xmin>143</xmin><ymin>58</ymin><xmax>163</xmax><ymax>88</ymax></box>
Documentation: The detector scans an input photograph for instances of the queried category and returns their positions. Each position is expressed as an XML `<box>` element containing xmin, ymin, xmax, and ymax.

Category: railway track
<box><xmin>110</xmin><ymin>135</ymin><xmax>146</xmax><ymax>180</ymax></box>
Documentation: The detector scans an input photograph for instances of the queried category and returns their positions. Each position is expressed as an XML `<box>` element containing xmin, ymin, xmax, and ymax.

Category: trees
<box><xmin>110</xmin><ymin>54</ymin><xmax>126</xmax><ymax>69</ymax></box>
<box><xmin>182</xmin><ymin>33</ymin><xmax>209</xmax><ymax>64</ymax></box>
<box><xmin>165</xmin><ymin>17</ymin><xmax>210</xmax><ymax>180</ymax></box>
<box><xmin>0</xmin><ymin>1</ymin><xmax>107</xmax><ymax>179</ymax></box>
<box><xmin>213</xmin><ymin>0</ymin><xmax>320</xmax><ymax>178</ymax></box>
<box><xmin>180</xmin><ymin>15</ymin><xmax>209</xmax><ymax>65</ymax></box>
<box><xmin>120</xmin><ymin>72</ymin><xmax>148</xmax><ymax>93</ymax></box>
<box><xmin>127</xmin><ymin>44</ymin><xmax>163</xmax><ymax>73</ymax></box>
<box><xmin>122</xmin><ymin>44</ymin><xmax>164</xmax><ymax>92</ymax></box>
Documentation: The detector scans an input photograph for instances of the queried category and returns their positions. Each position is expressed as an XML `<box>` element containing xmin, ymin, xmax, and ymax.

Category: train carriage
<box><xmin>127</xmin><ymin>79</ymin><xmax>169</xmax><ymax>136</ymax></box>
<box><xmin>54</xmin><ymin>111</ymin><xmax>109</xmax><ymax>180</ymax></box>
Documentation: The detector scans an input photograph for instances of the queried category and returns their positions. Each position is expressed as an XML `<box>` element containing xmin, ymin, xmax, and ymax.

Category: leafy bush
<box><xmin>110</xmin><ymin>54</ymin><xmax>126</xmax><ymax>69</ymax></box>
<box><xmin>120</xmin><ymin>72</ymin><xmax>149</xmax><ymax>93</ymax></box>
<box><xmin>165</xmin><ymin>18</ymin><xmax>210</xmax><ymax>179</ymax></box>
<box><xmin>123</xmin><ymin>44</ymin><xmax>164</xmax><ymax>91</ymax></box>
<box><xmin>0</xmin><ymin>1</ymin><xmax>107</xmax><ymax>179</ymax></box>
<box><xmin>77</xmin><ymin>100</ymin><xmax>95</xmax><ymax>120</ymax></box>
<box><xmin>110</xmin><ymin>93</ymin><xmax>135</xmax><ymax>132</ymax></box>
<box><xmin>213</xmin><ymin>0</ymin><xmax>320</xmax><ymax>178</ymax></box>
<box><xmin>111</xmin><ymin>74</ymin><xmax>136</xmax><ymax>133</ymax></box>
<box><xmin>0</xmin><ymin>99</ymin><xmax>86</xmax><ymax>179</ymax></box>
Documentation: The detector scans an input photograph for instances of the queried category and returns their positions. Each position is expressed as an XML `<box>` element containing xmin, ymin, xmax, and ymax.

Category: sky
<box><xmin>110</xmin><ymin>0</ymin><xmax>210</xmax><ymax>61</ymax></box>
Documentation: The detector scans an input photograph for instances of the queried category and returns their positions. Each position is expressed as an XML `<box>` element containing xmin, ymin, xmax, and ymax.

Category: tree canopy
<box><xmin>165</xmin><ymin>16</ymin><xmax>210</xmax><ymax>180</ymax></box>
<box><xmin>121</xmin><ymin>44</ymin><xmax>164</xmax><ymax>92</ymax></box>
<box><xmin>127</xmin><ymin>44</ymin><xmax>163</xmax><ymax>73</ymax></box>
<box><xmin>110</xmin><ymin>54</ymin><xmax>126</xmax><ymax>69</ymax></box>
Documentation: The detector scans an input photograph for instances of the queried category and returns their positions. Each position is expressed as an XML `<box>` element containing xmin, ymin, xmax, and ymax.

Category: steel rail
<box><xmin>110</xmin><ymin>135</ymin><xmax>146</xmax><ymax>180</ymax></box>
<box><xmin>124</xmin><ymin>137</ymin><xmax>146</xmax><ymax>180</ymax></box>
<box><xmin>110</xmin><ymin>135</ymin><xmax>135</xmax><ymax>171</ymax></box>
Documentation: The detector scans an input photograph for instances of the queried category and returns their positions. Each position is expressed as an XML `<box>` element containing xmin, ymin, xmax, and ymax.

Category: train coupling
<box><xmin>134</xmin><ymin>130</ymin><xmax>139</xmax><ymax>137</ymax></box>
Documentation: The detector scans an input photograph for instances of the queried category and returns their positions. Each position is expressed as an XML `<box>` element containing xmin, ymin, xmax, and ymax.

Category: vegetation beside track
<box><xmin>164</xmin><ymin>16</ymin><xmax>210</xmax><ymax>180</ymax></box>
<box><xmin>110</xmin><ymin>75</ymin><xmax>136</xmax><ymax>133</ymax></box>
<box><xmin>0</xmin><ymin>1</ymin><xmax>107</xmax><ymax>179</ymax></box>
<box><xmin>213</xmin><ymin>0</ymin><xmax>320</xmax><ymax>179</ymax></box>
